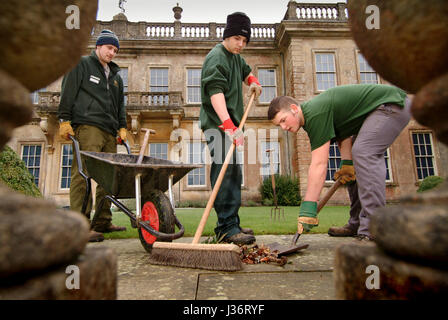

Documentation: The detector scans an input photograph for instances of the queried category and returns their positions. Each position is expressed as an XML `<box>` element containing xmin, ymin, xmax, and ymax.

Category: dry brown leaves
<box><xmin>239</xmin><ymin>244</ymin><xmax>287</xmax><ymax>266</ymax></box>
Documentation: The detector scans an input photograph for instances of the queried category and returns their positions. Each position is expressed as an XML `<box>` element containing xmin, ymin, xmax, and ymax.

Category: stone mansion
<box><xmin>8</xmin><ymin>2</ymin><xmax>447</xmax><ymax>207</ymax></box>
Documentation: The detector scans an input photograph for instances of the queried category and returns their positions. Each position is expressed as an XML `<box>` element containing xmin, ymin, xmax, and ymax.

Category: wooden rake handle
<box><xmin>136</xmin><ymin>128</ymin><xmax>156</xmax><ymax>165</ymax></box>
<box><xmin>317</xmin><ymin>178</ymin><xmax>343</xmax><ymax>214</ymax></box>
<box><xmin>192</xmin><ymin>93</ymin><xmax>256</xmax><ymax>244</ymax></box>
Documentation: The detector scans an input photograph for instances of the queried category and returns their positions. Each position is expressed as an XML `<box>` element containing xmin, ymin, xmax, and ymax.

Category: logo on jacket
<box><xmin>113</xmin><ymin>80</ymin><xmax>119</xmax><ymax>87</ymax></box>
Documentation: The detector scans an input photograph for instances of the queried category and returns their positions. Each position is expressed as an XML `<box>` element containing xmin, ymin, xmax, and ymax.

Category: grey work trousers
<box><xmin>346</xmin><ymin>97</ymin><xmax>412</xmax><ymax>237</ymax></box>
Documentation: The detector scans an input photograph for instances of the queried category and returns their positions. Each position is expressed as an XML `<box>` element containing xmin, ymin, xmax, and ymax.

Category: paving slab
<box><xmin>88</xmin><ymin>234</ymin><xmax>353</xmax><ymax>300</ymax></box>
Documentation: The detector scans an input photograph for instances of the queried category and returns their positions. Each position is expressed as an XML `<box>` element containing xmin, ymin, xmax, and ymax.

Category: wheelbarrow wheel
<box><xmin>138</xmin><ymin>189</ymin><xmax>175</xmax><ymax>253</ymax></box>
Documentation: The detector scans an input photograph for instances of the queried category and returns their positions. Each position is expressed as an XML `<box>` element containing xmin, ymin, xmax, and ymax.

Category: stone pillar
<box><xmin>0</xmin><ymin>0</ymin><xmax>117</xmax><ymax>299</ymax></box>
<box><xmin>334</xmin><ymin>0</ymin><xmax>448</xmax><ymax>299</ymax></box>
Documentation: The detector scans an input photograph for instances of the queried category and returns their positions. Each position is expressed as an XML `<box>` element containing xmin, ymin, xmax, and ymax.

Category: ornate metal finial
<box><xmin>119</xmin><ymin>0</ymin><xmax>127</xmax><ymax>13</ymax></box>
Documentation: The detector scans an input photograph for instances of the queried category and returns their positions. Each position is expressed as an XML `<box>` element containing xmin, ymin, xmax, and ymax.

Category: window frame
<box><xmin>186</xmin><ymin>67</ymin><xmax>202</xmax><ymax>105</ymax></box>
<box><xmin>118</xmin><ymin>66</ymin><xmax>129</xmax><ymax>105</ymax></box>
<box><xmin>326</xmin><ymin>142</ymin><xmax>341</xmax><ymax>183</ymax></box>
<box><xmin>149</xmin><ymin>66</ymin><xmax>170</xmax><ymax>105</ymax></box>
<box><xmin>312</xmin><ymin>50</ymin><xmax>338</xmax><ymax>93</ymax></box>
<box><xmin>384</xmin><ymin>148</ymin><xmax>393</xmax><ymax>183</ymax></box>
<box><xmin>411</xmin><ymin>131</ymin><xmax>438</xmax><ymax>181</ymax></box>
<box><xmin>149</xmin><ymin>142</ymin><xmax>169</xmax><ymax>160</ymax></box>
<box><xmin>186</xmin><ymin>141</ymin><xmax>207</xmax><ymax>187</ymax></box>
<box><xmin>356</xmin><ymin>51</ymin><xmax>380</xmax><ymax>85</ymax></box>
<box><xmin>60</xmin><ymin>143</ymin><xmax>73</xmax><ymax>191</ymax></box>
<box><xmin>20</xmin><ymin>143</ymin><xmax>43</xmax><ymax>188</ymax></box>
<box><xmin>260</xmin><ymin>141</ymin><xmax>281</xmax><ymax>182</ymax></box>
<box><xmin>325</xmin><ymin>142</ymin><xmax>393</xmax><ymax>183</ymax></box>
<box><xmin>256</xmin><ymin>67</ymin><xmax>278</xmax><ymax>104</ymax></box>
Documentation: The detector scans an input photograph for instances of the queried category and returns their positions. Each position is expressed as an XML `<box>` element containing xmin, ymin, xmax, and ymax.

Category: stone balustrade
<box><xmin>126</xmin><ymin>91</ymin><xmax>183</xmax><ymax>107</ymax></box>
<box><xmin>93</xmin><ymin>20</ymin><xmax>278</xmax><ymax>41</ymax></box>
<box><xmin>284</xmin><ymin>1</ymin><xmax>348</xmax><ymax>21</ymax></box>
<box><xmin>38</xmin><ymin>91</ymin><xmax>183</xmax><ymax>108</ymax></box>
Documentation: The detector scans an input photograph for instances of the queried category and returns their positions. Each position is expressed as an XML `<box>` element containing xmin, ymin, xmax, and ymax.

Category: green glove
<box><xmin>298</xmin><ymin>201</ymin><xmax>318</xmax><ymax>233</ymax></box>
<box><xmin>334</xmin><ymin>159</ymin><xmax>356</xmax><ymax>185</ymax></box>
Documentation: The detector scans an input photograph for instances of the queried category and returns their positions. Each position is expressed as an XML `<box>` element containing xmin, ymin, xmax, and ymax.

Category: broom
<box><xmin>148</xmin><ymin>93</ymin><xmax>256</xmax><ymax>271</ymax></box>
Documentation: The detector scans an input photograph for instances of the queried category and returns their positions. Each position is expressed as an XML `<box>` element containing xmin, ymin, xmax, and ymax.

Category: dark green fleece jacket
<box><xmin>200</xmin><ymin>43</ymin><xmax>252</xmax><ymax>131</ymax></box>
<box><xmin>58</xmin><ymin>51</ymin><xmax>126</xmax><ymax>136</ymax></box>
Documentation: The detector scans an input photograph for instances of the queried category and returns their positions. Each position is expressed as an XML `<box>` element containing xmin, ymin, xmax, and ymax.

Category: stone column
<box><xmin>0</xmin><ymin>0</ymin><xmax>117</xmax><ymax>299</ymax></box>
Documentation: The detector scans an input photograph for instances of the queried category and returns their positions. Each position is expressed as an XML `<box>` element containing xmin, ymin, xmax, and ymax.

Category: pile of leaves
<box><xmin>239</xmin><ymin>244</ymin><xmax>287</xmax><ymax>266</ymax></box>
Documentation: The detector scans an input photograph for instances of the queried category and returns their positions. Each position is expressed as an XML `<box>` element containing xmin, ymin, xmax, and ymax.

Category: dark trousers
<box><xmin>204</xmin><ymin>129</ymin><xmax>242</xmax><ymax>238</ymax></box>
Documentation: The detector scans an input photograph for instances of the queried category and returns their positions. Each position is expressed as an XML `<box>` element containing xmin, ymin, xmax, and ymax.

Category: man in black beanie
<box><xmin>199</xmin><ymin>12</ymin><xmax>262</xmax><ymax>245</ymax></box>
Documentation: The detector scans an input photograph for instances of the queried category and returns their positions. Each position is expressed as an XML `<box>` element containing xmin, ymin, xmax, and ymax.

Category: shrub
<box><xmin>243</xmin><ymin>200</ymin><xmax>261</xmax><ymax>207</ymax></box>
<box><xmin>259</xmin><ymin>174</ymin><xmax>301</xmax><ymax>206</ymax></box>
<box><xmin>0</xmin><ymin>146</ymin><xmax>42</xmax><ymax>197</ymax></box>
<box><xmin>177</xmin><ymin>200</ymin><xmax>207</xmax><ymax>208</ymax></box>
<box><xmin>417</xmin><ymin>175</ymin><xmax>444</xmax><ymax>193</ymax></box>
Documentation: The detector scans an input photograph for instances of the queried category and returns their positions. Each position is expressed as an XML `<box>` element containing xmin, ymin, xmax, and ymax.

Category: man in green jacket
<box><xmin>268</xmin><ymin>84</ymin><xmax>411</xmax><ymax>241</ymax></box>
<box><xmin>200</xmin><ymin>12</ymin><xmax>262</xmax><ymax>245</ymax></box>
<box><xmin>58</xmin><ymin>29</ymin><xmax>128</xmax><ymax>242</ymax></box>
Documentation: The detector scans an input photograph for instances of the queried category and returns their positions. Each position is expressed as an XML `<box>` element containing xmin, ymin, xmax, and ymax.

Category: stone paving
<box><xmin>89</xmin><ymin>234</ymin><xmax>355</xmax><ymax>300</ymax></box>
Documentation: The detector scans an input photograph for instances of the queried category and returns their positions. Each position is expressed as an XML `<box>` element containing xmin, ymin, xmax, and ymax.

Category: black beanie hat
<box><xmin>223</xmin><ymin>12</ymin><xmax>251</xmax><ymax>43</ymax></box>
<box><xmin>96</xmin><ymin>29</ymin><xmax>120</xmax><ymax>50</ymax></box>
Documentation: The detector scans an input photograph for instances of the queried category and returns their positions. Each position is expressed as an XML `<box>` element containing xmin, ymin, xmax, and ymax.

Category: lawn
<box><xmin>103</xmin><ymin>206</ymin><xmax>350</xmax><ymax>240</ymax></box>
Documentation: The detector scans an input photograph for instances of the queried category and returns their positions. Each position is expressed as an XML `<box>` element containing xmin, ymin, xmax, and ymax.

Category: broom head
<box><xmin>148</xmin><ymin>242</ymin><xmax>243</xmax><ymax>271</ymax></box>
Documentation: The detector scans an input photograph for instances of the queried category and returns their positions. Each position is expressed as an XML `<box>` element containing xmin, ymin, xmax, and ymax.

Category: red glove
<box><xmin>218</xmin><ymin>118</ymin><xmax>244</xmax><ymax>150</ymax></box>
<box><xmin>247</xmin><ymin>75</ymin><xmax>262</xmax><ymax>98</ymax></box>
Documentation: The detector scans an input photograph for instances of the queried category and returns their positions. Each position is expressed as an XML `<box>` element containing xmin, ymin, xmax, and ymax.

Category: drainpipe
<box><xmin>280</xmin><ymin>51</ymin><xmax>291</xmax><ymax>176</ymax></box>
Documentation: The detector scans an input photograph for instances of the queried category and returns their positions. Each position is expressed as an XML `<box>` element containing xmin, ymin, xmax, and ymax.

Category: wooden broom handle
<box><xmin>317</xmin><ymin>178</ymin><xmax>342</xmax><ymax>213</ymax></box>
<box><xmin>192</xmin><ymin>93</ymin><xmax>256</xmax><ymax>244</ymax></box>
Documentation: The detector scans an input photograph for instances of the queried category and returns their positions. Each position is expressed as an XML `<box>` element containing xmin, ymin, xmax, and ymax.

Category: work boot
<box><xmin>328</xmin><ymin>224</ymin><xmax>357</xmax><ymax>237</ymax></box>
<box><xmin>224</xmin><ymin>232</ymin><xmax>256</xmax><ymax>245</ymax></box>
<box><xmin>240</xmin><ymin>227</ymin><xmax>254</xmax><ymax>235</ymax></box>
<box><xmin>93</xmin><ymin>224</ymin><xmax>127</xmax><ymax>233</ymax></box>
<box><xmin>89</xmin><ymin>230</ymin><xmax>104</xmax><ymax>242</ymax></box>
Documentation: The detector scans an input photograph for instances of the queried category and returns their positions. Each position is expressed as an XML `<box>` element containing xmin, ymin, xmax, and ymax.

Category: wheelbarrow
<box><xmin>69</xmin><ymin>130</ymin><xmax>202</xmax><ymax>252</ymax></box>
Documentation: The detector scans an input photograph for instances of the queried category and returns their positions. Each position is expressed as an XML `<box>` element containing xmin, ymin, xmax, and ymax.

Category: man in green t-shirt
<box><xmin>267</xmin><ymin>84</ymin><xmax>412</xmax><ymax>241</ymax></box>
<box><xmin>200</xmin><ymin>12</ymin><xmax>262</xmax><ymax>245</ymax></box>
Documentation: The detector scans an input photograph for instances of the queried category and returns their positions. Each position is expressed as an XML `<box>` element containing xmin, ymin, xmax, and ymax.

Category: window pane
<box><xmin>412</xmin><ymin>132</ymin><xmax>436</xmax><ymax>180</ymax></box>
<box><xmin>187</xmin><ymin>142</ymin><xmax>206</xmax><ymax>186</ymax></box>
<box><xmin>260</xmin><ymin>141</ymin><xmax>280</xmax><ymax>180</ymax></box>
<box><xmin>187</xmin><ymin>68</ymin><xmax>202</xmax><ymax>103</ymax></box>
<box><xmin>327</xmin><ymin>142</ymin><xmax>340</xmax><ymax>181</ymax></box>
<box><xmin>60</xmin><ymin>144</ymin><xmax>73</xmax><ymax>189</ymax></box>
<box><xmin>21</xmin><ymin>144</ymin><xmax>42</xmax><ymax>186</ymax></box>
<box><xmin>150</xmin><ymin>143</ymin><xmax>168</xmax><ymax>160</ymax></box>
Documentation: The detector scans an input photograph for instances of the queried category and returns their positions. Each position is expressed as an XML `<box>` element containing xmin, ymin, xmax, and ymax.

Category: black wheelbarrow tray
<box><xmin>70</xmin><ymin>136</ymin><xmax>202</xmax><ymax>252</ymax></box>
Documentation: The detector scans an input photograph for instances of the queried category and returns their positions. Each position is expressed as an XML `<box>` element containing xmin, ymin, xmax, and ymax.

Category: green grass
<box><xmin>104</xmin><ymin>206</ymin><xmax>350</xmax><ymax>240</ymax></box>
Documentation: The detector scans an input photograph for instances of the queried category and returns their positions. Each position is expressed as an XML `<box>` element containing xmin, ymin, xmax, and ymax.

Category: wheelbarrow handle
<box><xmin>120</xmin><ymin>139</ymin><xmax>131</xmax><ymax>155</ymax></box>
<box><xmin>68</xmin><ymin>134</ymin><xmax>91</xmax><ymax>215</ymax></box>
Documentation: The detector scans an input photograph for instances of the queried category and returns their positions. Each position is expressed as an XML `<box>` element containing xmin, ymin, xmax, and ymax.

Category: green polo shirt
<box><xmin>199</xmin><ymin>43</ymin><xmax>252</xmax><ymax>131</ymax></box>
<box><xmin>301</xmin><ymin>84</ymin><xmax>407</xmax><ymax>150</ymax></box>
